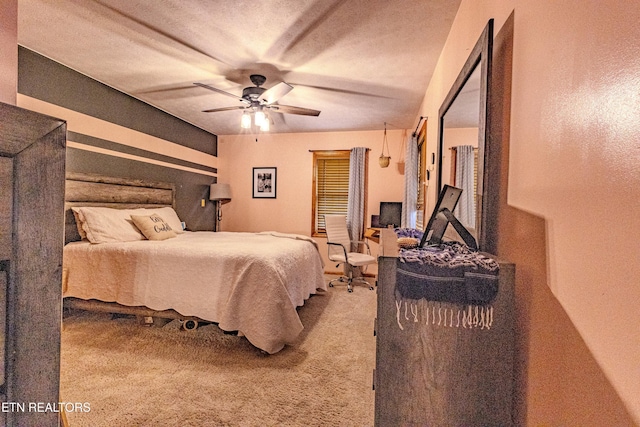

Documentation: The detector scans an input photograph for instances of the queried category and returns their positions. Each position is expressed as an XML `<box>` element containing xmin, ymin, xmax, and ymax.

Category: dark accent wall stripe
<box><xmin>18</xmin><ymin>46</ymin><xmax>217</xmax><ymax>156</ymax></box>
<box><xmin>68</xmin><ymin>131</ymin><xmax>218</xmax><ymax>175</ymax></box>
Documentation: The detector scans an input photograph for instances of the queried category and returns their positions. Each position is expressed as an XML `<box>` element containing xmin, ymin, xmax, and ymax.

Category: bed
<box><xmin>62</xmin><ymin>173</ymin><xmax>326</xmax><ymax>354</ymax></box>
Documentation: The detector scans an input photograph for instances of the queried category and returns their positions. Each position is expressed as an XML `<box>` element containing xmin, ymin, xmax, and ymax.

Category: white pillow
<box><xmin>74</xmin><ymin>207</ymin><xmax>145</xmax><ymax>244</ymax></box>
<box><xmin>71</xmin><ymin>207</ymin><xmax>88</xmax><ymax>240</ymax></box>
<box><xmin>132</xmin><ymin>207</ymin><xmax>184</xmax><ymax>233</ymax></box>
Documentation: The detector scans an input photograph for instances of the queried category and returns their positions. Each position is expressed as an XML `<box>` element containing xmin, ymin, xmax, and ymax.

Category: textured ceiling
<box><xmin>17</xmin><ymin>0</ymin><xmax>461</xmax><ymax>135</ymax></box>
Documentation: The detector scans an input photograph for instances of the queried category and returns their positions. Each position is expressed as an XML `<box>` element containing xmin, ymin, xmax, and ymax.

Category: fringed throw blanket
<box><xmin>396</xmin><ymin>241</ymin><xmax>499</xmax><ymax>304</ymax></box>
<box><xmin>390</xmin><ymin>229</ymin><xmax>501</xmax><ymax>331</ymax></box>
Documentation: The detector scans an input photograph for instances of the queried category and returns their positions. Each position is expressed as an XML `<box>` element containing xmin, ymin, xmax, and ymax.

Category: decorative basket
<box><xmin>379</xmin><ymin>122</ymin><xmax>391</xmax><ymax>168</ymax></box>
<box><xmin>397</xmin><ymin>237</ymin><xmax>419</xmax><ymax>249</ymax></box>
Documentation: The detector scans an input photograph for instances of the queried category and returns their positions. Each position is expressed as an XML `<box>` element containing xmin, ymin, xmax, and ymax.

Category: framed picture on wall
<box><xmin>252</xmin><ymin>167</ymin><xmax>277</xmax><ymax>199</ymax></box>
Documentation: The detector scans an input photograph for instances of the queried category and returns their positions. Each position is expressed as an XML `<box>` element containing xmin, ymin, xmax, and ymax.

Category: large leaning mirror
<box><xmin>437</xmin><ymin>19</ymin><xmax>494</xmax><ymax>252</ymax></box>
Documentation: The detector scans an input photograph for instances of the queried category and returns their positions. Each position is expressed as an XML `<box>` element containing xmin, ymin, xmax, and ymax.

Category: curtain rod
<box><xmin>412</xmin><ymin>116</ymin><xmax>426</xmax><ymax>137</ymax></box>
<box><xmin>308</xmin><ymin>148</ymin><xmax>371</xmax><ymax>152</ymax></box>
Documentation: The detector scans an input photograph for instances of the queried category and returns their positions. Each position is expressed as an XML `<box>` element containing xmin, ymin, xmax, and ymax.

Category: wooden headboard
<box><xmin>64</xmin><ymin>172</ymin><xmax>176</xmax><ymax>244</ymax></box>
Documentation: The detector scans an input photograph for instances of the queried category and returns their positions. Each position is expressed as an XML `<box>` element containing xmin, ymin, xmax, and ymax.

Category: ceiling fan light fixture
<box><xmin>241</xmin><ymin>111</ymin><xmax>251</xmax><ymax>129</ymax></box>
<box><xmin>260</xmin><ymin>114</ymin><xmax>270</xmax><ymax>132</ymax></box>
<box><xmin>254</xmin><ymin>109</ymin><xmax>266</xmax><ymax>127</ymax></box>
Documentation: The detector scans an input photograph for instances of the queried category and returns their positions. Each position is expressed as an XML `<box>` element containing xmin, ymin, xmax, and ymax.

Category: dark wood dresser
<box><xmin>374</xmin><ymin>228</ymin><xmax>515</xmax><ymax>426</ymax></box>
<box><xmin>1</xmin><ymin>102</ymin><xmax>66</xmax><ymax>427</ymax></box>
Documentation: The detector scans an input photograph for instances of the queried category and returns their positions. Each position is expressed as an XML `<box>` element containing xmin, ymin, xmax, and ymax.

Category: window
<box><xmin>312</xmin><ymin>150</ymin><xmax>350</xmax><ymax>236</ymax></box>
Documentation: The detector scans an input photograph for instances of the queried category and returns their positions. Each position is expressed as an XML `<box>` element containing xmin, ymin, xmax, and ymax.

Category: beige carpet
<box><xmin>60</xmin><ymin>276</ymin><xmax>376</xmax><ymax>427</ymax></box>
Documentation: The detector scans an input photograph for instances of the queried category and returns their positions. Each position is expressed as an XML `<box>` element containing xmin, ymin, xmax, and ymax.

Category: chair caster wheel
<box><xmin>348</xmin><ymin>289</ymin><xmax>353</xmax><ymax>293</ymax></box>
<box><xmin>329</xmin><ymin>283</ymin><xmax>334</xmax><ymax>287</ymax></box>
<box><xmin>182</xmin><ymin>319</ymin><xmax>199</xmax><ymax>330</ymax></box>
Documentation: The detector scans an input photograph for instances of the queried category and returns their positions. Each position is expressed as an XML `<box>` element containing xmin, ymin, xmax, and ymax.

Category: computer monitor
<box><xmin>379</xmin><ymin>202</ymin><xmax>402</xmax><ymax>228</ymax></box>
<box><xmin>419</xmin><ymin>185</ymin><xmax>463</xmax><ymax>248</ymax></box>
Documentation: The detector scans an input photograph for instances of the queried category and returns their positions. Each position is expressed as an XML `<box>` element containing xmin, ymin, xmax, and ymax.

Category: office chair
<box><xmin>324</xmin><ymin>214</ymin><xmax>376</xmax><ymax>292</ymax></box>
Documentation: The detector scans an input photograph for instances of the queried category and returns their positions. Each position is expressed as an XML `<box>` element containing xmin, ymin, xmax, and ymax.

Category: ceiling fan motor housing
<box><xmin>242</xmin><ymin>86</ymin><xmax>266</xmax><ymax>101</ymax></box>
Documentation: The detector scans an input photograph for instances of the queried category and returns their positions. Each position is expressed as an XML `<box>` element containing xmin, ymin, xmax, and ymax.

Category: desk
<box><xmin>364</xmin><ymin>228</ymin><xmax>381</xmax><ymax>244</ymax></box>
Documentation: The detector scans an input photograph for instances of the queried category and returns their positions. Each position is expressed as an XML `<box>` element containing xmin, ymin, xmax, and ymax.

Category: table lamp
<box><xmin>209</xmin><ymin>183</ymin><xmax>232</xmax><ymax>231</ymax></box>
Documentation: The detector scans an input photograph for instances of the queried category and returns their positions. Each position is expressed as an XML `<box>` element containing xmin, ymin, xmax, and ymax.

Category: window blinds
<box><xmin>316</xmin><ymin>156</ymin><xmax>350</xmax><ymax>232</ymax></box>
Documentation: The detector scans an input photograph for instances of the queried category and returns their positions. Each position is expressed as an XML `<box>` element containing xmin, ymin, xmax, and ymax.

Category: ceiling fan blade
<box><xmin>194</xmin><ymin>83</ymin><xmax>249</xmax><ymax>104</ymax></box>
<box><xmin>202</xmin><ymin>106</ymin><xmax>247</xmax><ymax>113</ymax></box>
<box><xmin>269</xmin><ymin>104</ymin><xmax>321</xmax><ymax>116</ymax></box>
<box><xmin>134</xmin><ymin>84</ymin><xmax>196</xmax><ymax>95</ymax></box>
<box><xmin>289</xmin><ymin>82</ymin><xmax>394</xmax><ymax>99</ymax></box>
<box><xmin>259</xmin><ymin>82</ymin><xmax>293</xmax><ymax>105</ymax></box>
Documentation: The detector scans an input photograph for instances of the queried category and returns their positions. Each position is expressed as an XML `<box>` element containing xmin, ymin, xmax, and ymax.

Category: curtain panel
<box><xmin>454</xmin><ymin>145</ymin><xmax>476</xmax><ymax>228</ymax></box>
<box><xmin>346</xmin><ymin>147</ymin><xmax>367</xmax><ymax>242</ymax></box>
<box><xmin>402</xmin><ymin>133</ymin><xmax>419</xmax><ymax>228</ymax></box>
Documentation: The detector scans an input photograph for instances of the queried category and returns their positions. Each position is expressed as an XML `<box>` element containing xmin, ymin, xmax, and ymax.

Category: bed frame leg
<box><xmin>138</xmin><ymin>316</ymin><xmax>155</xmax><ymax>326</ymax></box>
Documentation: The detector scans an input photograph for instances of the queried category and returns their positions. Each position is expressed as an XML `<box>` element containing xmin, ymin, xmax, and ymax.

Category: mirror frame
<box><xmin>436</xmin><ymin>19</ymin><xmax>494</xmax><ymax>252</ymax></box>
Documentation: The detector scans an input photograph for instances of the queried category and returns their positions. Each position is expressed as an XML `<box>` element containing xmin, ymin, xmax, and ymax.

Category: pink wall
<box><xmin>218</xmin><ymin>129</ymin><xmax>407</xmax><ymax>273</ymax></box>
<box><xmin>420</xmin><ymin>0</ymin><xmax>640</xmax><ymax>424</ymax></box>
<box><xmin>0</xmin><ymin>0</ymin><xmax>17</xmax><ymax>105</ymax></box>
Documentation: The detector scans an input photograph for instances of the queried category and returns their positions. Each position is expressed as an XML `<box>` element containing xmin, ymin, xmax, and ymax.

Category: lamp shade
<box><xmin>209</xmin><ymin>183</ymin><xmax>232</xmax><ymax>204</ymax></box>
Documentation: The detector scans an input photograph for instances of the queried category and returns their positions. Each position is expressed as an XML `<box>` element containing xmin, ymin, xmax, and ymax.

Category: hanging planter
<box><xmin>379</xmin><ymin>122</ymin><xmax>391</xmax><ymax>168</ymax></box>
<box><xmin>396</xmin><ymin>129</ymin><xmax>407</xmax><ymax>174</ymax></box>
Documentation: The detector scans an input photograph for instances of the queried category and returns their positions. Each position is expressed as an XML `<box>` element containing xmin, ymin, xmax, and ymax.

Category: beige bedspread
<box><xmin>62</xmin><ymin>231</ymin><xmax>326</xmax><ymax>354</ymax></box>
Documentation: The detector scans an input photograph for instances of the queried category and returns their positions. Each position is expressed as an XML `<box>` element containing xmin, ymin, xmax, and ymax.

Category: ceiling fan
<box><xmin>194</xmin><ymin>74</ymin><xmax>320</xmax><ymax>130</ymax></box>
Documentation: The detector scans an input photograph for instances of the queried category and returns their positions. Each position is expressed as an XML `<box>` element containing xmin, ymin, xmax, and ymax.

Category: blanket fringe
<box><xmin>394</xmin><ymin>298</ymin><xmax>494</xmax><ymax>331</ymax></box>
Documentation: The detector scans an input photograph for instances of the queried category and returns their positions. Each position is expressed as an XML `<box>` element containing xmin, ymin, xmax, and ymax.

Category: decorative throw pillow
<box><xmin>130</xmin><ymin>213</ymin><xmax>177</xmax><ymax>241</ymax></box>
<box><xmin>133</xmin><ymin>207</ymin><xmax>185</xmax><ymax>233</ymax></box>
